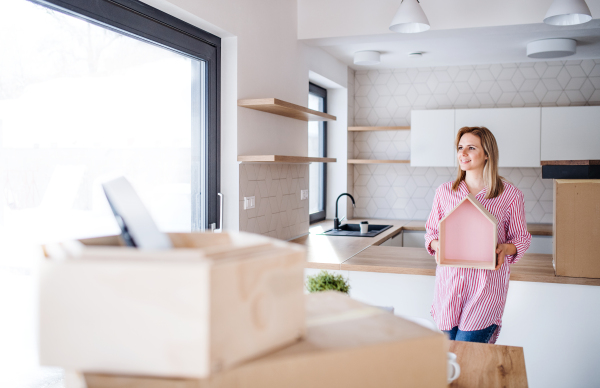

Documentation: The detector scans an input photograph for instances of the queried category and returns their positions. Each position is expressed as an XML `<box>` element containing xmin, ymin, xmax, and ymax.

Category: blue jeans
<box><xmin>443</xmin><ymin>324</ymin><xmax>498</xmax><ymax>343</ymax></box>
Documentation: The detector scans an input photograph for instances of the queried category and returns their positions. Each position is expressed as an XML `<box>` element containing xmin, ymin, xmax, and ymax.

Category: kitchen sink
<box><xmin>318</xmin><ymin>224</ymin><xmax>392</xmax><ymax>237</ymax></box>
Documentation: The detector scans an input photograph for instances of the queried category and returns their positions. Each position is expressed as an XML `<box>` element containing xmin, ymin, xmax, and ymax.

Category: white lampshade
<box><xmin>354</xmin><ymin>51</ymin><xmax>381</xmax><ymax>65</ymax></box>
<box><xmin>544</xmin><ymin>0</ymin><xmax>592</xmax><ymax>26</ymax></box>
<box><xmin>527</xmin><ymin>39</ymin><xmax>576</xmax><ymax>59</ymax></box>
<box><xmin>389</xmin><ymin>0</ymin><xmax>430</xmax><ymax>33</ymax></box>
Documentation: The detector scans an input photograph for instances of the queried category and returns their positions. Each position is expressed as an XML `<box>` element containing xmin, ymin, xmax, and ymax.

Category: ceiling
<box><xmin>298</xmin><ymin>0</ymin><xmax>600</xmax><ymax>69</ymax></box>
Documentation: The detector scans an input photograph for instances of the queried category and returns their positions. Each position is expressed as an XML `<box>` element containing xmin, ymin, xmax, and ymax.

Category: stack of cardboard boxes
<box><xmin>39</xmin><ymin>232</ymin><xmax>448</xmax><ymax>387</ymax></box>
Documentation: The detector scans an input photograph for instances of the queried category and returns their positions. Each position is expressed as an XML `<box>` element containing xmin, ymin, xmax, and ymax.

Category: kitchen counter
<box><xmin>291</xmin><ymin>219</ymin><xmax>600</xmax><ymax>286</ymax></box>
<box><xmin>290</xmin><ymin>219</ymin><xmax>408</xmax><ymax>269</ymax></box>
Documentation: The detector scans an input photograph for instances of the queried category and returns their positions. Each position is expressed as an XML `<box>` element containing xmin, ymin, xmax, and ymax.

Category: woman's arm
<box><xmin>424</xmin><ymin>188</ymin><xmax>443</xmax><ymax>256</ymax></box>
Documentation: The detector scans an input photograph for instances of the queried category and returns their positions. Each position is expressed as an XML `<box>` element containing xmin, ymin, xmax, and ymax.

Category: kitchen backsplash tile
<box><xmin>239</xmin><ymin>164</ymin><xmax>309</xmax><ymax>240</ymax></box>
<box><xmin>351</xmin><ymin>59</ymin><xmax>600</xmax><ymax>223</ymax></box>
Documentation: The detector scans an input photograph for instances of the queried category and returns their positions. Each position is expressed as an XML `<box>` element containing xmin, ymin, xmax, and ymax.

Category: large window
<box><xmin>0</xmin><ymin>0</ymin><xmax>220</xmax><ymax>246</ymax></box>
<box><xmin>0</xmin><ymin>1</ymin><xmax>220</xmax><ymax>386</ymax></box>
<box><xmin>308</xmin><ymin>83</ymin><xmax>327</xmax><ymax>223</ymax></box>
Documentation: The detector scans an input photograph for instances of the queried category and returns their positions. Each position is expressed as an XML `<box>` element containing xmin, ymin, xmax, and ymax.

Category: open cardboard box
<box><xmin>39</xmin><ymin>232</ymin><xmax>306</xmax><ymax>378</ymax></box>
<box><xmin>438</xmin><ymin>193</ymin><xmax>498</xmax><ymax>270</ymax></box>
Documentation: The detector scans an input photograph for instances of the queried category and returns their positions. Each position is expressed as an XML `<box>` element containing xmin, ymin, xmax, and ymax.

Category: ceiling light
<box><xmin>389</xmin><ymin>0</ymin><xmax>430</xmax><ymax>33</ymax></box>
<box><xmin>527</xmin><ymin>39</ymin><xmax>576</xmax><ymax>58</ymax></box>
<box><xmin>354</xmin><ymin>51</ymin><xmax>381</xmax><ymax>65</ymax></box>
<box><xmin>544</xmin><ymin>0</ymin><xmax>592</xmax><ymax>26</ymax></box>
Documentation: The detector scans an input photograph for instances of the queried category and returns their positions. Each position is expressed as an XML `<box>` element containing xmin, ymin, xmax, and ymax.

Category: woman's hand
<box><xmin>495</xmin><ymin>243</ymin><xmax>517</xmax><ymax>270</ymax></box>
<box><xmin>431</xmin><ymin>240</ymin><xmax>439</xmax><ymax>264</ymax></box>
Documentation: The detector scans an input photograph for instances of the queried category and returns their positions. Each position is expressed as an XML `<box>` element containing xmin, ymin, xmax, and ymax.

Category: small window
<box><xmin>308</xmin><ymin>83</ymin><xmax>327</xmax><ymax>223</ymax></box>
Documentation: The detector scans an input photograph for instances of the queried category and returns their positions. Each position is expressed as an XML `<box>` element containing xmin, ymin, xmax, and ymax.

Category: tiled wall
<box><xmin>352</xmin><ymin>59</ymin><xmax>600</xmax><ymax>223</ymax></box>
<box><xmin>239</xmin><ymin>164</ymin><xmax>309</xmax><ymax>239</ymax></box>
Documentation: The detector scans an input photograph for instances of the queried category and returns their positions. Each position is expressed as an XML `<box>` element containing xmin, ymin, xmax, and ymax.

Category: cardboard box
<box><xmin>438</xmin><ymin>193</ymin><xmax>498</xmax><ymax>269</ymax></box>
<box><xmin>554</xmin><ymin>179</ymin><xmax>600</xmax><ymax>278</ymax></box>
<box><xmin>39</xmin><ymin>232</ymin><xmax>306</xmax><ymax>378</ymax></box>
<box><xmin>83</xmin><ymin>292</ymin><xmax>448</xmax><ymax>388</ymax></box>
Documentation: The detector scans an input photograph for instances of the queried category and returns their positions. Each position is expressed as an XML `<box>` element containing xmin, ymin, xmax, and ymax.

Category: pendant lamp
<box><xmin>544</xmin><ymin>0</ymin><xmax>592</xmax><ymax>26</ymax></box>
<box><xmin>389</xmin><ymin>0</ymin><xmax>430</xmax><ymax>33</ymax></box>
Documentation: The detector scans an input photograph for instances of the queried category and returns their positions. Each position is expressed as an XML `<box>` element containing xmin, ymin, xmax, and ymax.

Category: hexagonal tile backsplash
<box><xmin>239</xmin><ymin>164</ymin><xmax>309</xmax><ymax>239</ymax></box>
<box><xmin>352</xmin><ymin>59</ymin><xmax>600</xmax><ymax>223</ymax></box>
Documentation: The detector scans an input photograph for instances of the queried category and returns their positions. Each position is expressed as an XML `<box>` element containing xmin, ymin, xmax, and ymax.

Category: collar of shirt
<box><xmin>458</xmin><ymin>179</ymin><xmax>487</xmax><ymax>199</ymax></box>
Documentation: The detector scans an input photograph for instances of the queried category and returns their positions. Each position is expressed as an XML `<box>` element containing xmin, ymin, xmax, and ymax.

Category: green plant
<box><xmin>306</xmin><ymin>271</ymin><xmax>350</xmax><ymax>294</ymax></box>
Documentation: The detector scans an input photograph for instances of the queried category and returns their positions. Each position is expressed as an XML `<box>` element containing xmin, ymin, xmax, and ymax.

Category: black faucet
<box><xmin>334</xmin><ymin>193</ymin><xmax>356</xmax><ymax>230</ymax></box>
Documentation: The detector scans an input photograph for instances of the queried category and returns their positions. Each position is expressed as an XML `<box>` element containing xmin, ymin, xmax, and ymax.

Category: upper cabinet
<box><xmin>411</xmin><ymin>106</ymin><xmax>599</xmax><ymax>167</ymax></box>
<box><xmin>541</xmin><ymin>106</ymin><xmax>600</xmax><ymax>161</ymax></box>
<box><xmin>455</xmin><ymin>108</ymin><xmax>541</xmax><ymax>168</ymax></box>
<box><xmin>411</xmin><ymin>109</ymin><xmax>455</xmax><ymax>167</ymax></box>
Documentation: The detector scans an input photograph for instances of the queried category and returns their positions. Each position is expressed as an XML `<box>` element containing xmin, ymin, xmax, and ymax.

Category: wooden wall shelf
<box><xmin>238</xmin><ymin>155</ymin><xmax>336</xmax><ymax>164</ymax></box>
<box><xmin>348</xmin><ymin>159</ymin><xmax>410</xmax><ymax>164</ymax></box>
<box><xmin>238</xmin><ymin>98</ymin><xmax>336</xmax><ymax>122</ymax></box>
<box><xmin>348</xmin><ymin>126</ymin><xmax>410</xmax><ymax>132</ymax></box>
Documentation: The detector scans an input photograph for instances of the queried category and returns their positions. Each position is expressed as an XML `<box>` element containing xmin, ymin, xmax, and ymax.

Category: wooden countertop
<box><xmin>344</xmin><ymin>246</ymin><xmax>600</xmax><ymax>286</ymax></box>
<box><xmin>290</xmin><ymin>219</ymin><xmax>407</xmax><ymax>269</ymax></box>
<box><xmin>450</xmin><ymin>341</ymin><xmax>527</xmax><ymax>388</ymax></box>
<box><xmin>293</xmin><ymin>219</ymin><xmax>599</xmax><ymax>286</ymax></box>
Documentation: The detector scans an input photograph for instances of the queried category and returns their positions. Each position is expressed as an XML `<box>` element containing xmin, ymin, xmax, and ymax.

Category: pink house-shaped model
<box><xmin>438</xmin><ymin>193</ymin><xmax>498</xmax><ymax>270</ymax></box>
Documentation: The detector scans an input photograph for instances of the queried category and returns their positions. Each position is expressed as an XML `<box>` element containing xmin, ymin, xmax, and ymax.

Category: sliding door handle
<box><xmin>215</xmin><ymin>192</ymin><xmax>223</xmax><ymax>233</ymax></box>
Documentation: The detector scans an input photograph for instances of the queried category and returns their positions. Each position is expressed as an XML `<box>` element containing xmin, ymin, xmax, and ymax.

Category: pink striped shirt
<box><xmin>424</xmin><ymin>180</ymin><xmax>531</xmax><ymax>343</ymax></box>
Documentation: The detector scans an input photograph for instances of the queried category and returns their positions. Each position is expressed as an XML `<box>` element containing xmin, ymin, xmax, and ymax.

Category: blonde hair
<box><xmin>452</xmin><ymin>126</ymin><xmax>504</xmax><ymax>199</ymax></box>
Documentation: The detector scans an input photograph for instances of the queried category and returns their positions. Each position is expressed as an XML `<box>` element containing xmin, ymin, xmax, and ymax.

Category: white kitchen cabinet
<box><xmin>410</xmin><ymin>109</ymin><xmax>455</xmax><ymax>167</ymax></box>
<box><xmin>455</xmin><ymin>108</ymin><xmax>541</xmax><ymax>167</ymax></box>
<box><xmin>541</xmin><ymin>106</ymin><xmax>600</xmax><ymax>161</ymax></box>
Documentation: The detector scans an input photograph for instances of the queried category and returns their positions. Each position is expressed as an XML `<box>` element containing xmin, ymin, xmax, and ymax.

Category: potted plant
<box><xmin>305</xmin><ymin>271</ymin><xmax>350</xmax><ymax>294</ymax></box>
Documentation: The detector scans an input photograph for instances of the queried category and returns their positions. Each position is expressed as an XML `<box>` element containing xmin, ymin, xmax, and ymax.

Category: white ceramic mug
<box><xmin>360</xmin><ymin>221</ymin><xmax>369</xmax><ymax>233</ymax></box>
<box><xmin>447</xmin><ymin>352</ymin><xmax>460</xmax><ymax>383</ymax></box>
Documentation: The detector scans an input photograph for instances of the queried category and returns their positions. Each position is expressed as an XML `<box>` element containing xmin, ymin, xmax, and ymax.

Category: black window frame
<box><xmin>308</xmin><ymin>82</ymin><xmax>327</xmax><ymax>224</ymax></box>
<box><xmin>29</xmin><ymin>0</ymin><xmax>221</xmax><ymax>230</ymax></box>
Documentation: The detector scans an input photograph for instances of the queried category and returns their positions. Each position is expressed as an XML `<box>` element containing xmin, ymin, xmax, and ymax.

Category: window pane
<box><xmin>308</xmin><ymin>93</ymin><xmax>324</xmax><ymax>215</ymax></box>
<box><xmin>0</xmin><ymin>0</ymin><xmax>203</xmax><ymax>247</ymax></box>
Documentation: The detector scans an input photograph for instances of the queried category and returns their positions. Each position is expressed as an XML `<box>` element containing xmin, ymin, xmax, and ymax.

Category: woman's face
<box><xmin>457</xmin><ymin>132</ymin><xmax>487</xmax><ymax>172</ymax></box>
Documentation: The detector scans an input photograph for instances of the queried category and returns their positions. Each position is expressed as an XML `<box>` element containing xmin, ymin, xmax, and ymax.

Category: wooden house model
<box><xmin>438</xmin><ymin>193</ymin><xmax>498</xmax><ymax>269</ymax></box>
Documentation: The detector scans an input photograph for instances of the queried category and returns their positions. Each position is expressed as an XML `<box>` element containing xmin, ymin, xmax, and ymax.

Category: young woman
<box><xmin>424</xmin><ymin>126</ymin><xmax>531</xmax><ymax>344</ymax></box>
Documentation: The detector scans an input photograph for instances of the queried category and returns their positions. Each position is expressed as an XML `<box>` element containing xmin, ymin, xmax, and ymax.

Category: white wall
<box><xmin>349</xmin><ymin>60</ymin><xmax>600</xmax><ymax>222</ymax></box>
<box><xmin>142</xmin><ymin>0</ymin><xmax>350</xmax><ymax>232</ymax></box>
<box><xmin>326</xmin><ymin>87</ymin><xmax>349</xmax><ymax>219</ymax></box>
<box><xmin>306</xmin><ymin>268</ymin><xmax>600</xmax><ymax>388</ymax></box>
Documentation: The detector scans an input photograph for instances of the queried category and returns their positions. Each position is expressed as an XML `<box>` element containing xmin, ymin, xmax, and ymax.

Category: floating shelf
<box><xmin>238</xmin><ymin>155</ymin><xmax>337</xmax><ymax>164</ymax></box>
<box><xmin>348</xmin><ymin>126</ymin><xmax>410</xmax><ymax>132</ymax></box>
<box><xmin>348</xmin><ymin>159</ymin><xmax>410</xmax><ymax>164</ymax></box>
<box><xmin>238</xmin><ymin>98</ymin><xmax>336</xmax><ymax>122</ymax></box>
